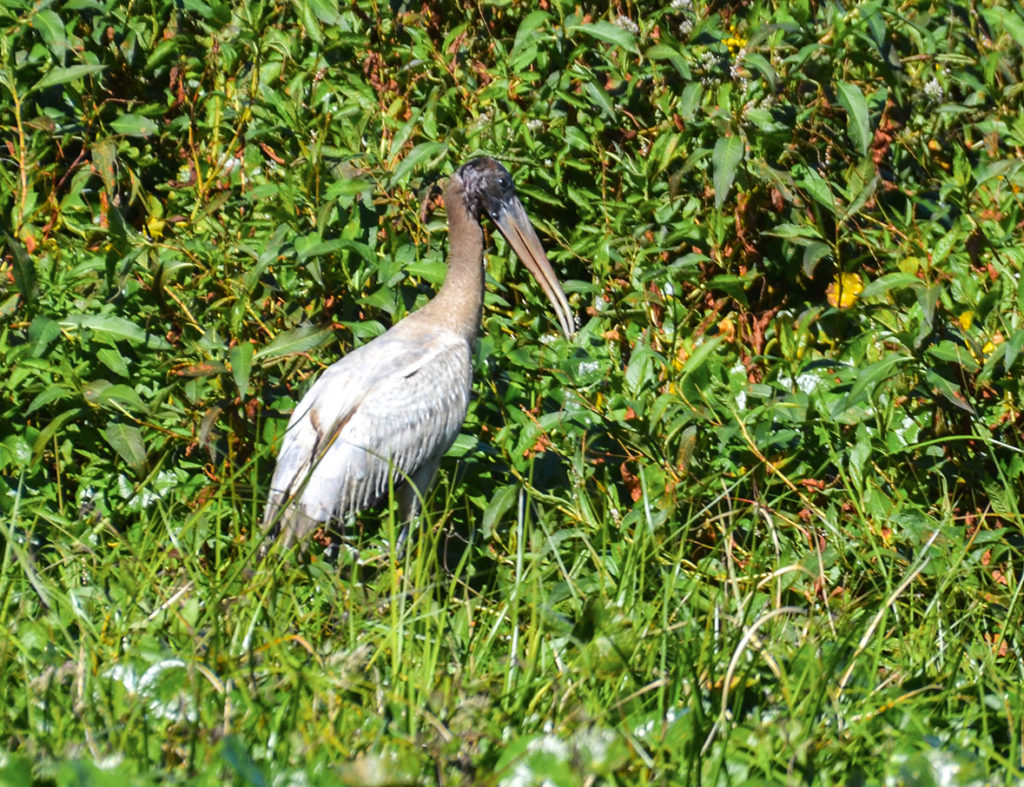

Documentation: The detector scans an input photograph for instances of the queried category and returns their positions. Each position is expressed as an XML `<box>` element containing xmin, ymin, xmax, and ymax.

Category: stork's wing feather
<box><xmin>262</xmin><ymin>330</ymin><xmax>472</xmax><ymax>545</ymax></box>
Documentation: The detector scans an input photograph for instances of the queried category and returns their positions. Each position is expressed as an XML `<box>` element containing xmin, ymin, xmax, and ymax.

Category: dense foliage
<box><xmin>2</xmin><ymin>0</ymin><xmax>1023</xmax><ymax>782</ymax></box>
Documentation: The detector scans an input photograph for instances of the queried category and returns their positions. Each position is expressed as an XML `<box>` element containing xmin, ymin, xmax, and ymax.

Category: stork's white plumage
<box><xmin>261</xmin><ymin>157</ymin><xmax>574</xmax><ymax>552</ymax></box>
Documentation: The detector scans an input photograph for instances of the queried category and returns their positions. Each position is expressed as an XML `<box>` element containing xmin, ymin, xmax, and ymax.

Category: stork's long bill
<box><xmin>490</xmin><ymin>192</ymin><xmax>576</xmax><ymax>339</ymax></box>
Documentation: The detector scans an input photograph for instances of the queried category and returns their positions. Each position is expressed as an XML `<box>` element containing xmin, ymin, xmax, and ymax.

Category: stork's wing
<box><xmin>262</xmin><ymin>331</ymin><xmax>472</xmax><ymax>546</ymax></box>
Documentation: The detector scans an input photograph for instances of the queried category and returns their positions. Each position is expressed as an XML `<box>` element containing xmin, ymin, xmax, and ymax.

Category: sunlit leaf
<box><xmin>32</xmin><ymin>9</ymin><xmax>68</xmax><ymax>56</ymax></box>
<box><xmin>513</xmin><ymin>10</ymin><xmax>551</xmax><ymax>54</ymax></box>
<box><xmin>59</xmin><ymin>314</ymin><xmax>172</xmax><ymax>349</ymax></box>
<box><xmin>390</xmin><ymin>142</ymin><xmax>447</xmax><ymax>187</ymax></box>
<box><xmin>712</xmin><ymin>134</ymin><xmax>744</xmax><ymax>209</ymax></box>
<box><xmin>230</xmin><ymin>342</ymin><xmax>254</xmax><ymax>396</ymax></box>
<box><xmin>836</xmin><ymin>81</ymin><xmax>871</xmax><ymax>156</ymax></box>
<box><xmin>109</xmin><ymin>113</ymin><xmax>160</xmax><ymax>137</ymax></box>
<box><xmin>795</xmin><ymin>164</ymin><xmax>835</xmax><ymax>212</ymax></box>
<box><xmin>255</xmin><ymin>326</ymin><xmax>333</xmax><ymax>361</ymax></box>
<box><xmin>567</xmin><ymin>21</ymin><xmax>639</xmax><ymax>53</ymax></box>
<box><xmin>103</xmin><ymin>422</ymin><xmax>147</xmax><ymax>471</ymax></box>
<box><xmin>29</xmin><ymin>64</ymin><xmax>105</xmax><ymax>93</ymax></box>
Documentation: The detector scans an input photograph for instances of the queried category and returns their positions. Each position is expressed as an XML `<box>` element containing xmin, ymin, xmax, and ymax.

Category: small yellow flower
<box><xmin>982</xmin><ymin>333</ymin><xmax>1004</xmax><ymax>355</ymax></box>
<box><xmin>958</xmin><ymin>311</ymin><xmax>973</xmax><ymax>331</ymax></box>
<box><xmin>826</xmin><ymin>272</ymin><xmax>864</xmax><ymax>308</ymax></box>
<box><xmin>146</xmin><ymin>216</ymin><xmax>165</xmax><ymax>240</ymax></box>
<box><xmin>724</xmin><ymin>24</ymin><xmax>747</xmax><ymax>52</ymax></box>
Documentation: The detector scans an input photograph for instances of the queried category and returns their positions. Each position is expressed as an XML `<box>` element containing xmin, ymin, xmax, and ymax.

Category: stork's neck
<box><xmin>426</xmin><ymin>183</ymin><xmax>485</xmax><ymax>343</ymax></box>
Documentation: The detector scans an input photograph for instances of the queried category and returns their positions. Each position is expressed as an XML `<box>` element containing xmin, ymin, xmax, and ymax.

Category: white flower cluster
<box><xmin>697</xmin><ymin>50</ymin><xmax>721</xmax><ymax>86</ymax></box>
<box><xmin>671</xmin><ymin>0</ymin><xmax>695</xmax><ymax>36</ymax></box>
<box><xmin>614</xmin><ymin>15</ymin><xmax>640</xmax><ymax>35</ymax></box>
<box><xmin>730</xmin><ymin>47</ymin><xmax>748</xmax><ymax>83</ymax></box>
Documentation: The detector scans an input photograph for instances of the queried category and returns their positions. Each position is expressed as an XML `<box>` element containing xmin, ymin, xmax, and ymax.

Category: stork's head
<box><xmin>455</xmin><ymin>157</ymin><xmax>518</xmax><ymax>220</ymax></box>
<box><xmin>451</xmin><ymin>157</ymin><xmax>575</xmax><ymax>339</ymax></box>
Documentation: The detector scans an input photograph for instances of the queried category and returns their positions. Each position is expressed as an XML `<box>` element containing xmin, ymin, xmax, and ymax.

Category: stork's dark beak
<box><xmin>491</xmin><ymin>196</ymin><xmax>575</xmax><ymax>339</ymax></box>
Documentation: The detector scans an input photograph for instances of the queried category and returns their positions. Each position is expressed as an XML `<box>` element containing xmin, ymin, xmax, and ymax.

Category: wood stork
<box><xmin>261</xmin><ymin>157</ymin><xmax>574</xmax><ymax>553</ymax></box>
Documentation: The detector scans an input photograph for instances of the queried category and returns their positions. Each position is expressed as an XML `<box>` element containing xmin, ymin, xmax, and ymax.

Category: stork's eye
<box><xmin>497</xmin><ymin>176</ymin><xmax>510</xmax><ymax>190</ymax></box>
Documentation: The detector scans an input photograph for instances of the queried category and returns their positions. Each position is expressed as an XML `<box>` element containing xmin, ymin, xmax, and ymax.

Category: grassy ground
<box><xmin>2</xmin><ymin>0</ymin><xmax>1024</xmax><ymax>783</ymax></box>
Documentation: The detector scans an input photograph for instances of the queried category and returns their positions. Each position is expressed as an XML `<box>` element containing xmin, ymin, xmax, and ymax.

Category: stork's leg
<box><xmin>393</xmin><ymin>456</ymin><xmax>441</xmax><ymax>555</ymax></box>
<box><xmin>259</xmin><ymin>491</ymin><xmax>326</xmax><ymax>560</ymax></box>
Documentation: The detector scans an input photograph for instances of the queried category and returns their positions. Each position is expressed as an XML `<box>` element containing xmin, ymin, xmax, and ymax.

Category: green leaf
<box><xmin>742</xmin><ymin>52</ymin><xmax>778</xmax><ymax>91</ymax></box>
<box><xmin>181</xmin><ymin>0</ymin><xmax>229</xmax><ymax>21</ymax></box>
<box><xmin>915</xmin><ymin>283</ymin><xmax>942</xmax><ymax>330</ymax></box>
<box><xmin>60</xmin><ymin>314</ymin><xmax>172</xmax><ymax>349</ymax></box>
<box><xmin>646</xmin><ymin>44</ymin><xmax>690</xmax><ymax>78</ymax></box>
<box><xmin>513</xmin><ymin>10</ymin><xmax>551</xmax><ymax>54</ymax></box>
<box><xmin>795</xmin><ymin>164</ymin><xmax>835</xmax><ymax>213</ymax></box>
<box><xmin>859</xmin><ymin>273</ymin><xmax>920</xmax><ymax>300</ymax></box>
<box><xmin>625</xmin><ymin>346</ymin><xmax>659</xmax><ymax>395</ymax></box>
<box><xmin>0</xmin><ymin>754</ymin><xmax>32</xmax><ymax>785</ymax></box>
<box><xmin>565</xmin><ymin>126</ymin><xmax>591</xmax><ymax>150</ymax></box>
<box><xmin>103</xmin><ymin>422</ymin><xmax>147</xmax><ymax>472</ymax></box>
<box><xmin>481</xmin><ymin>483</ymin><xmax>519</xmax><ymax>537</ymax></box>
<box><xmin>767</xmin><ymin>222</ymin><xmax>824</xmax><ymax>241</ymax></box>
<box><xmin>255</xmin><ymin>325</ymin><xmax>333</xmax><ymax>361</ymax></box>
<box><xmin>836</xmin><ymin>81</ymin><xmax>871</xmax><ymax>156</ymax></box>
<box><xmin>29</xmin><ymin>64</ymin><xmax>106</xmax><ymax>94</ymax></box>
<box><xmin>323</xmin><ymin>178</ymin><xmax>372</xmax><ymax>200</ymax></box>
<box><xmin>583</xmin><ymin>80</ymin><xmax>616</xmax><ymax>119</ymax></box>
<box><xmin>28</xmin><ymin>316</ymin><xmax>60</xmax><ymax>354</ymax></box>
<box><xmin>802</xmin><ymin>242</ymin><xmax>832</xmax><ymax>278</ymax></box>
<box><xmin>839</xmin><ymin>157</ymin><xmax>878</xmax><ymax>224</ymax></box>
<box><xmin>931</xmin><ymin>229</ymin><xmax>960</xmax><ymax>267</ymax></box>
<box><xmin>83</xmin><ymin>380</ymin><xmax>147</xmax><ymax>412</ymax></box>
<box><xmin>230</xmin><ymin>342</ymin><xmax>254</xmax><ymax>396</ymax></box>
<box><xmin>390</xmin><ymin>141</ymin><xmax>446</xmax><ymax>186</ymax></box>
<box><xmin>679</xmin><ymin>82</ymin><xmax>703</xmax><ymax>121</ymax></box>
<box><xmin>680</xmin><ymin>337</ymin><xmax>722</xmax><ymax>384</ymax></box>
<box><xmin>33</xmin><ymin>9</ymin><xmax>68</xmax><ymax>56</ymax></box>
<box><xmin>301</xmin><ymin>0</ymin><xmax>342</xmax><ymax>26</ymax></box>
<box><xmin>1004</xmin><ymin>328</ymin><xmax>1024</xmax><ymax>370</ymax></box>
<box><xmin>678</xmin><ymin>357</ymin><xmax>718</xmax><ymax>405</ymax></box>
<box><xmin>97</xmin><ymin>347</ymin><xmax>130</xmax><ymax>377</ymax></box>
<box><xmin>296</xmin><ymin>238</ymin><xmax>373</xmax><ymax>263</ymax></box>
<box><xmin>110</xmin><ymin>113</ymin><xmax>160</xmax><ymax>137</ymax></box>
<box><xmin>292</xmin><ymin>0</ymin><xmax>324</xmax><ymax>41</ymax></box>
<box><xmin>91</xmin><ymin>137</ymin><xmax>119</xmax><ymax>195</ymax></box>
<box><xmin>26</xmin><ymin>385</ymin><xmax>73</xmax><ymax>416</ymax></box>
<box><xmin>846</xmin><ymin>355</ymin><xmax>910</xmax><ymax>407</ymax></box>
<box><xmin>925</xmin><ymin>369</ymin><xmax>975</xmax><ymax>413</ymax></box>
<box><xmin>847</xmin><ymin>423</ymin><xmax>871</xmax><ymax>492</ymax></box>
<box><xmin>403</xmin><ymin>260</ymin><xmax>446</xmax><ymax>283</ymax></box>
<box><xmin>4</xmin><ymin>233</ymin><xmax>37</xmax><ymax>299</ymax></box>
<box><xmin>980</xmin><ymin>7</ymin><xmax>1024</xmax><ymax>47</ymax></box>
<box><xmin>219</xmin><ymin>736</ymin><xmax>265</xmax><ymax>786</ymax></box>
<box><xmin>927</xmin><ymin>340</ymin><xmax>979</xmax><ymax>373</ymax></box>
<box><xmin>712</xmin><ymin>134</ymin><xmax>744</xmax><ymax>209</ymax></box>
<box><xmin>708</xmin><ymin>273</ymin><xmax>754</xmax><ymax>304</ymax></box>
<box><xmin>567</xmin><ymin>21</ymin><xmax>639</xmax><ymax>53</ymax></box>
